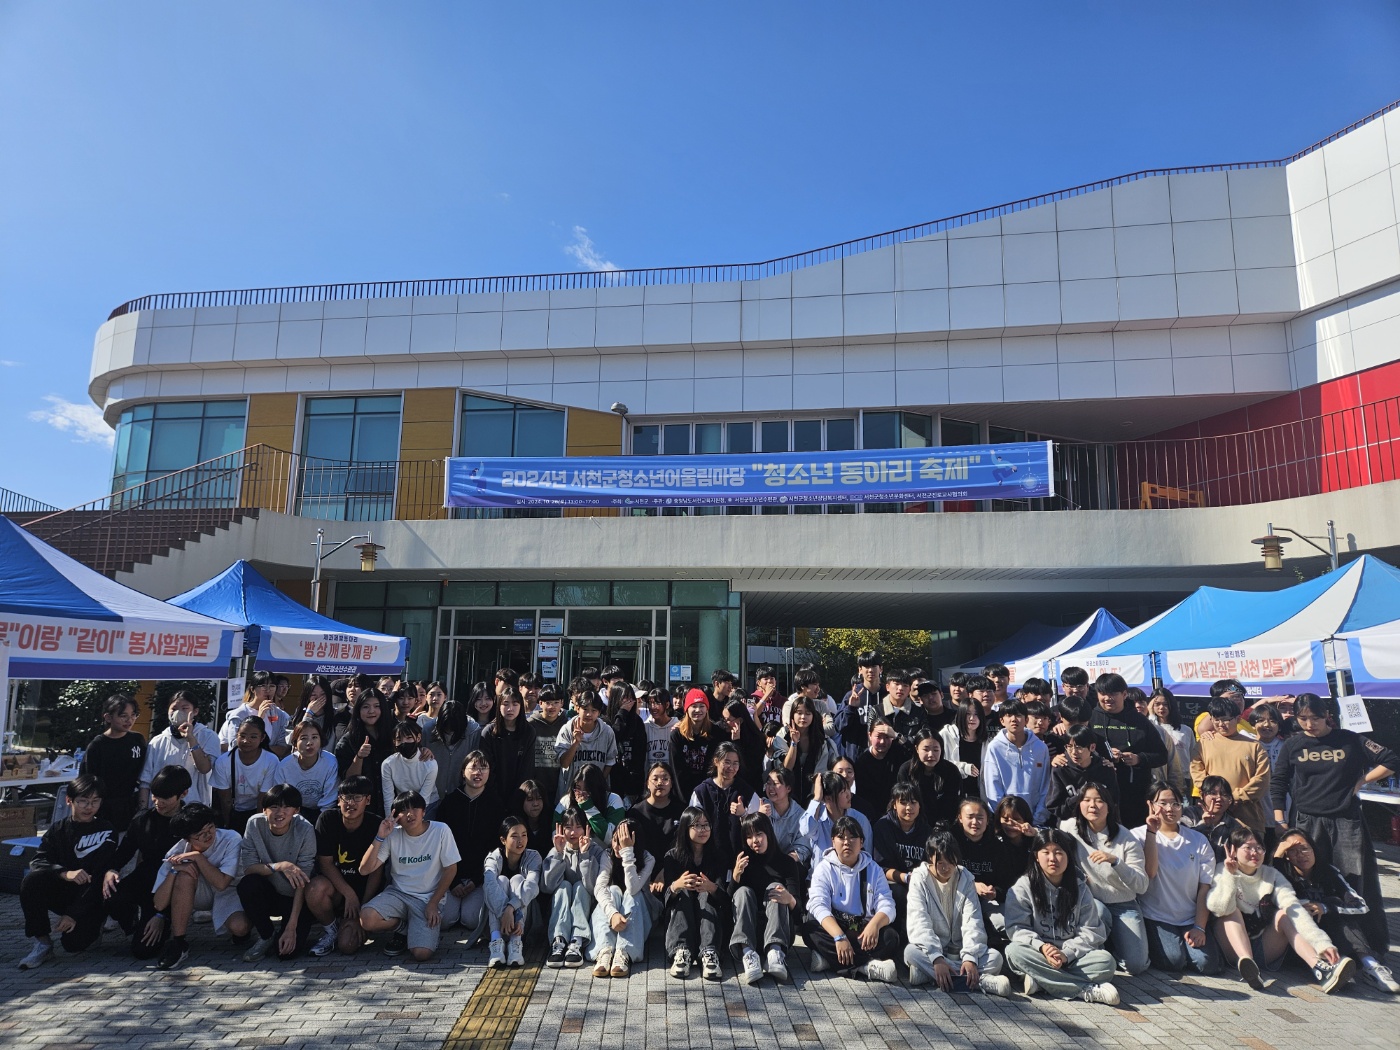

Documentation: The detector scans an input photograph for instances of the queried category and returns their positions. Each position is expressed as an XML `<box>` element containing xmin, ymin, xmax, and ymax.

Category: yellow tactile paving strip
<box><xmin>441</xmin><ymin>947</ymin><xmax>544</xmax><ymax>1050</ymax></box>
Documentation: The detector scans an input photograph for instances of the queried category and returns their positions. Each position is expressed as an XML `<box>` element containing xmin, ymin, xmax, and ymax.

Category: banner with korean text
<box><xmin>1157</xmin><ymin>640</ymin><xmax>1329</xmax><ymax>698</ymax></box>
<box><xmin>445</xmin><ymin>441</ymin><xmax>1054</xmax><ymax>509</ymax></box>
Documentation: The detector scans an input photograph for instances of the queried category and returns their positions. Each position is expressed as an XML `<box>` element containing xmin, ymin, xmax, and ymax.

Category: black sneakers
<box><xmin>547</xmin><ymin>936</ymin><xmax>567</xmax><ymax>968</ymax></box>
<box><xmin>156</xmin><ymin>939</ymin><xmax>189</xmax><ymax>971</ymax></box>
<box><xmin>1314</xmin><ymin>957</ymin><xmax>1356</xmax><ymax>994</ymax></box>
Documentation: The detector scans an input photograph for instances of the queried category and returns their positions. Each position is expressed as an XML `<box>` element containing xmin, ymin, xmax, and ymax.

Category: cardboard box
<box><xmin>0</xmin><ymin>754</ymin><xmax>41</xmax><ymax>781</ymax></box>
<box><xmin>0</xmin><ymin>804</ymin><xmax>39</xmax><ymax>837</ymax></box>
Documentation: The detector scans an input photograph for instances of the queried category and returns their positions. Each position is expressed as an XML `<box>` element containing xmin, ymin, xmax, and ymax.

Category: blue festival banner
<box><xmin>445</xmin><ymin>441</ymin><xmax>1054</xmax><ymax>509</ymax></box>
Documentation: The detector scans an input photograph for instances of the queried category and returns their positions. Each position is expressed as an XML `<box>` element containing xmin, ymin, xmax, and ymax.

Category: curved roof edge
<box><xmin>107</xmin><ymin>98</ymin><xmax>1400</xmax><ymax>320</ymax></box>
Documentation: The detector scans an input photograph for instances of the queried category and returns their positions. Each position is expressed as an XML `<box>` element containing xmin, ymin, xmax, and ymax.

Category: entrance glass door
<box><xmin>451</xmin><ymin>638</ymin><xmax>533</xmax><ymax>703</ymax></box>
<box><xmin>562</xmin><ymin>639</ymin><xmax>652</xmax><ymax>684</ymax></box>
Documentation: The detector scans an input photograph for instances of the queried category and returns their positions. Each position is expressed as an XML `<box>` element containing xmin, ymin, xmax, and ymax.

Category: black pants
<box><xmin>226</xmin><ymin>809</ymin><xmax>257</xmax><ymax>834</ymax></box>
<box><xmin>236</xmin><ymin>873</ymin><xmax>313</xmax><ymax>958</ymax></box>
<box><xmin>1294</xmin><ymin>808</ymin><xmax>1389</xmax><ymax>955</ymax></box>
<box><xmin>19</xmin><ymin>870</ymin><xmax>106</xmax><ymax>950</ymax></box>
<box><xmin>105</xmin><ymin>874</ymin><xmax>168</xmax><ymax>960</ymax></box>
<box><xmin>803</xmin><ymin>917</ymin><xmax>900</xmax><ymax>970</ymax></box>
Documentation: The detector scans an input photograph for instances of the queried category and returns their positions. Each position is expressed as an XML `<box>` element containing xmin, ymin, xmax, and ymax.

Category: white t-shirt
<box><xmin>275</xmin><ymin>751</ymin><xmax>340</xmax><ymax>810</ymax></box>
<box><xmin>152</xmin><ymin>827</ymin><xmax>243</xmax><ymax>932</ymax></box>
<box><xmin>375</xmin><ymin>820</ymin><xmax>461</xmax><ymax>900</ymax></box>
<box><xmin>219</xmin><ymin>704</ymin><xmax>293</xmax><ymax>749</ymax></box>
<box><xmin>1132</xmin><ymin>824</ymin><xmax>1214</xmax><ymax>927</ymax></box>
<box><xmin>209</xmin><ymin>749</ymin><xmax>281</xmax><ymax>811</ymax></box>
<box><xmin>141</xmin><ymin>724</ymin><xmax>222</xmax><ymax>806</ymax></box>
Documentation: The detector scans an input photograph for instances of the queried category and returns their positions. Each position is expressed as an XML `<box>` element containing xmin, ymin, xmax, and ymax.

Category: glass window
<box><xmin>498</xmin><ymin>581</ymin><xmax>553</xmax><ymax>606</ymax></box>
<box><xmin>298</xmin><ymin>396</ymin><xmax>402</xmax><ymax>521</ymax></box>
<box><xmin>442</xmin><ymin>582</ymin><xmax>495</xmax><ymax>606</ymax></box>
<box><xmin>385</xmin><ymin>608</ymin><xmax>434</xmax><ymax>679</ymax></box>
<box><xmin>694</xmin><ymin>423</ymin><xmax>722</xmax><ymax>454</ymax></box>
<box><xmin>334</xmin><ymin>582</ymin><xmax>387</xmax><ymax>608</ymax></box>
<box><xmin>457</xmin><ymin>395</ymin><xmax>565</xmax><ymax>519</ymax></box>
<box><xmin>612</xmin><ymin>581</ymin><xmax>668</xmax><ymax>606</ymax></box>
<box><xmin>901</xmin><ymin>413</ymin><xmax>934</xmax><ymax>448</ymax></box>
<box><xmin>386</xmin><ymin>582</ymin><xmax>439</xmax><ymax>607</ymax></box>
<box><xmin>989</xmin><ymin>425</ymin><xmax>1026</xmax><ymax>444</ymax></box>
<box><xmin>662</xmin><ymin>424</ymin><xmax>691</xmax><ymax>455</ymax></box>
<box><xmin>863</xmin><ymin>412</ymin><xmax>898</xmax><ymax>450</ymax></box>
<box><xmin>515</xmin><ymin>408</ymin><xmax>566</xmax><ymax>458</ymax></box>
<box><xmin>940</xmin><ymin>418</ymin><xmax>982</xmax><ymax>446</ymax></box>
<box><xmin>553</xmin><ymin>581</ymin><xmax>610</xmax><ymax>606</ymax></box>
<box><xmin>793</xmin><ymin>419</ymin><xmax>822</xmax><ymax>453</ymax></box>
<box><xmin>726</xmin><ymin>422</ymin><xmax>754</xmax><ymax>454</ymax></box>
<box><xmin>632</xmin><ymin>425</ymin><xmax>659</xmax><ymax>456</ymax></box>
<box><xmin>111</xmin><ymin>400</ymin><xmax>248</xmax><ymax>500</ymax></box>
<box><xmin>567</xmin><ymin>609</ymin><xmax>655</xmax><ymax>636</ymax></box>
<box><xmin>671</xmin><ymin>580</ymin><xmax>729</xmax><ymax>607</ymax></box>
<box><xmin>826</xmin><ymin>418</ymin><xmax>856</xmax><ymax>451</ymax></box>
<box><xmin>452</xmin><ymin>609</ymin><xmax>522</xmax><ymax>634</ymax></box>
<box><xmin>760</xmin><ymin>421</ymin><xmax>789</xmax><ymax>453</ymax></box>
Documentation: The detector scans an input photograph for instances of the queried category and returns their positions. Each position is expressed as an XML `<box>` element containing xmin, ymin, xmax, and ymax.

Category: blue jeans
<box><xmin>548</xmin><ymin>879</ymin><xmax>592</xmax><ymax>943</ymax></box>
<box><xmin>589</xmin><ymin>886</ymin><xmax>652</xmax><ymax>962</ymax></box>
<box><xmin>1145</xmin><ymin>918</ymin><xmax>1222</xmax><ymax>975</ymax></box>
<box><xmin>1095</xmin><ymin>898</ymin><xmax>1150</xmax><ymax>976</ymax></box>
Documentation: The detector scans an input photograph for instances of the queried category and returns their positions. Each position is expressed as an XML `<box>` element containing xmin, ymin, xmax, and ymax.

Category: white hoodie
<box><xmin>807</xmin><ymin>846</ymin><xmax>897</xmax><ymax>925</ymax></box>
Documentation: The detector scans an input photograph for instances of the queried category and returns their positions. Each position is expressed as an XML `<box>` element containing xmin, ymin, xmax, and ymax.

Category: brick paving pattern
<box><xmin>3</xmin><ymin>844</ymin><xmax>1397</xmax><ymax>1050</ymax></box>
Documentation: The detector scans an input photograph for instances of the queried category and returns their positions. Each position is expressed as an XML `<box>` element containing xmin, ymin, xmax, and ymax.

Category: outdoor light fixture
<box><xmin>609</xmin><ymin>402</ymin><xmax>629</xmax><ymax>416</ymax></box>
<box><xmin>355</xmin><ymin>540</ymin><xmax>384</xmax><ymax>572</ymax></box>
<box><xmin>310</xmin><ymin>528</ymin><xmax>383</xmax><ymax>611</ymax></box>
<box><xmin>1251</xmin><ymin>520</ymin><xmax>1338</xmax><ymax>573</ymax></box>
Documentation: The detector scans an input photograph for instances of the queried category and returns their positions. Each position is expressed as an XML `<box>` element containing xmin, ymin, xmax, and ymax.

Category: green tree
<box><xmin>47</xmin><ymin>680</ymin><xmax>137</xmax><ymax>753</ymax></box>
<box><xmin>809</xmin><ymin>628</ymin><xmax>933</xmax><ymax>696</ymax></box>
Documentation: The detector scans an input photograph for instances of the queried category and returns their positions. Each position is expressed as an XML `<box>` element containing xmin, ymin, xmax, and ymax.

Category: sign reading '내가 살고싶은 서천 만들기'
<box><xmin>443</xmin><ymin>441</ymin><xmax>1054</xmax><ymax>509</ymax></box>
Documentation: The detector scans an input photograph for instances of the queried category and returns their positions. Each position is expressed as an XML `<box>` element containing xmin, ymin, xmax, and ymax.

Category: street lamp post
<box><xmin>309</xmin><ymin>527</ymin><xmax>384</xmax><ymax>612</ymax></box>
<box><xmin>1251</xmin><ymin>520</ymin><xmax>1338</xmax><ymax>573</ymax></box>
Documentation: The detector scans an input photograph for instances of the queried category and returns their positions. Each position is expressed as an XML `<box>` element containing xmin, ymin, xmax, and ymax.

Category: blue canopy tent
<box><xmin>167</xmin><ymin>560</ymin><xmax>409</xmax><ymax>676</ymax></box>
<box><xmin>942</xmin><ymin>621</ymin><xmax>1064</xmax><ymax>677</ymax></box>
<box><xmin>1096</xmin><ymin>555</ymin><xmax>1400</xmax><ymax>697</ymax></box>
<box><xmin>944</xmin><ymin>610</ymin><xmax>1132</xmax><ymax>684</ymax></box>
<box><xmin>0</xmin><ymin>516</ymin><xmax>243</xmax><ymax>749</ymax></box>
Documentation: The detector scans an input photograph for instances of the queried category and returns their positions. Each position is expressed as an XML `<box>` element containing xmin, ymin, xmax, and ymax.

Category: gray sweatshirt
<box><xmin>237</xmin><ymin>813</ymin><xmax>317</xmax><ymax>895</ymax></box>
<box><xmin>1004</xmin><ymin>874</ymin><xmax>1107</xmax><ymax>963</ymax></box>
<box><xmin>905</xmin><ymin>864</ymin><xmax>990</xmax><ymax>967</ymax></box>
<box><xmin>483</xmin><ymin>848</ymin><xmax>542</xmax><ymax>917</ymax></box>
<box><xmin>1057</xmin><ymin>819</ymin><xmax>1150</xmax><ymax>905</ymax></box>
<box><xmin>593</xmin><ymin>846</ymin><xmax>656</xmax><ymax>920</ymax></box>
<box><xmin>543</xmin><ymin>840</ymin><xmax>607</xmax><ymax>893</ymax></box>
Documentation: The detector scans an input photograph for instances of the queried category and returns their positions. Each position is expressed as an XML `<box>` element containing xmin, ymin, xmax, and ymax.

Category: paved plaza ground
<box><xmin>3</xmin><ymin>843</ymin><xmax>1398</xmax><ymax>1050</ymax></box>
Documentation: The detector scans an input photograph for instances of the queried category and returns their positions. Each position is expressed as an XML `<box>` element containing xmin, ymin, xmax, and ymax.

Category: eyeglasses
<box><xmin>692</xmin><ymin>823</ymin><xmax>712</xmax><ymax>831</ymax></box>
<box><xmin>1238</xmin><ymin>843</ymin><xmax>1265</xmax><ymax>854</ymax></box>
<box><xmin>338</xmin><ymin>794</ymin><xmax>370</xmax><ymax>803</ymax></box>
<box><xmin>1153</xmin><ymin>801</ymin><xmax>1183</xmax><ymax>809</ymax></box>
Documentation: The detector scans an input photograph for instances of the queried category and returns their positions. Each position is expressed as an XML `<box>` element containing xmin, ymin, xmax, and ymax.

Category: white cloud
<box><xmin>564</xmin><ymin>225</ymin><xmax>619</xmax><ymax>272</ymax></box>
<box><xmin>29</xmin><ymin>395</ymin><xmax>114</xmax><ymax>447</ymax></box>
<box><xmin>0</xmin><ymin>359</ymin><xmax>19</xmax><ymax>367</ymax></box>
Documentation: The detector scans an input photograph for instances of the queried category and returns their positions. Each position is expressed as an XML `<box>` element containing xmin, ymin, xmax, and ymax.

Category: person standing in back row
<box><xmin>1087</xmin><ymin>674</ymin><xmax>1167</xmax><ymax>827</ymax></box>
<box><xmin>80</xmin><ymin>694</ymin><xmax>148</xmax><ymax>834</ymax></box>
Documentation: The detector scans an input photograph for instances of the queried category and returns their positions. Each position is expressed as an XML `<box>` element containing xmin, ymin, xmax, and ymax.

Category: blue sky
<box><xmin>1</xmin><ymin>3</ymin><xmax>1397</xmax><ymax>507</ymax></box>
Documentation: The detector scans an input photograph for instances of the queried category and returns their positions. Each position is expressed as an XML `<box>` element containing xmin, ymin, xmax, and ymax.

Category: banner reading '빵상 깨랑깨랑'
<box><xmin>444</xmin><ymin>441</ymin><xmax>1054</xmax><ymax>509</ymax></box>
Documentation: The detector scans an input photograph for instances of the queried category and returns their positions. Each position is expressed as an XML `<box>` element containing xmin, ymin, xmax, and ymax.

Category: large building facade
<box><xmin>82</xmin><ymin>102</ymin><xmax>1400</xmax><ymax>690</ymax></box>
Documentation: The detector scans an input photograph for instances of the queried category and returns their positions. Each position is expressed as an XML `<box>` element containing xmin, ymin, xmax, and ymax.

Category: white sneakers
<box><xmin>741</xmin><ymin>948</ymin><xmax>764</xmax><ymax>985</ymax></box>
<box><xmin>241</xmin><ymin>935</ymin><xmax>275</xmax><ymax>963</ymax></box>
<box><xmin>593</xmin><ymin>948</ymin><xmax>613</xmax><ymax>978</ymax></box>
<box><xmin>1023</xmin><ymin>974</ymin><xmax>1042</xmax><ymax>997</ymax></box>
<box><xmin>18</xmin><ymin>940</ymin><xmax>51</xmax><ymax>971</ymax></box>
<box><xmin>765</xmin><ymin>946</ymin><xmax>788</xmax><ymax>983</ymax></box>
<box><xmin>1361</xmin><ymin>960</ymin><xmax>1400</xmax><ymax>994</ymax></box>
<box><xmin>669</xmin><ymin>948</ymin><xmax>692</xmax><ymax>978</ymax></box>
<box><xmin>487</xmin><ymin>937</ymin><xmax>507</xmax><ymax>969</ymax></box>
<box><xmin>506</xmin><ymin>935</ymin><xmax>524</xmax><ymax>969</ymax></box>
<box><xmin>860</xmin><ymin>959</ymin><xmax>899</xmax><ymax>983</ymax></box>
<box><xmin>981</xmin><ymin>974</ymin><xmax>1013</xmax><ymax>997</ymax></box>
<box><xmin>1081</xmin><ymin>982</ymin><xmax>1120</xmax><ymax>1006</ymax></box>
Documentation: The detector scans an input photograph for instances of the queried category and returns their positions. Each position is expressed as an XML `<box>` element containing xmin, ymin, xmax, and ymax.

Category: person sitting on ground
<box><xmin>359</xmin><ymin>790</ymin><xmax>460</xmax><ymax>963</ymax></box>
<box><xmin>227</xmin><ymin>783</ymin><xmax>318</xmax><ymax>962</ymax></box>
<box><xmin>1058</xmin><ymin>784</ymin><xmax>1150</xmax><ymax>976</ymax></box>
<box><xmin>17</xmin><ymin>775</ymin><xmax>118</xmax><ymax>971</ymax></box>
<box><xmin>663</xmin><ymin>805</ymin><xmax>730</xmax><ymax>981</ymax></box>
<box><xmin>951</xmin><ymin>797</ymin><xmax>1007</xmax><ymax>944</ymax></box>
<box><xmin>1272</xmin><ymin>826</ymin><xmax>1399</xmax><ymax>995</ymax></box>
<box><xmin>102</xmin><ymin>765</ymin><xmax>191</xmax><ymax>962</ymax></box>
<box><xmin>1045</xmin><ymin>723</ymin><xmax>1118</xmax><ymax>822</ymax></box>
<box><xmin>590</xmin><ymin>818</ymin><xmax>655</xmax><ymax>979</ymax></box>
<box><xmin>1208</xmin><ymin>823</ymin><xmax>1352</xmax><ymax>993</ymax></box>
<box><xmin>482</xmin><ymin>815</ymin><xmax>542</xmax><ymax>970</ymax></box>
<box><xmin>1003</xmin><ymin>827</ymin><xmax>1120</xmax><ymax>1005</ymax></box>
<box><xmin>1132</xmin><ymin>782</ymin><xmax>1220</xmax><ymax>975</ymax></box>
<box><xmin>306</xmin><ymin>777</ymin><xmax>384</xmax><ymax>957</ymax></box>
<box><xmin>805</xmin><ymin>815</ymin><xmax>900</xmax><ymax>982</ymax></box>
<box><xmin>436</xmin><ymin>750</ymin><xmax>504</xmax><ymax>945</ymax></box>
<box><xmin>147</xmin><ymin>802</ymin><xmax>243</xmax><ymax>971</ymax></box>
<box><xmin>904</xmin><ymin>827</ymin><xmax>1012</xmax><ymax>997</ymax></box>
<box><xmin>544</xmin><ymin>806</ymin><xmax>607</xmax><ymax>969</ymax></box>
<box><xmin>728</xmin><ymin>811</ymin><xmax>802</xmax><ymax>985</ymax></box>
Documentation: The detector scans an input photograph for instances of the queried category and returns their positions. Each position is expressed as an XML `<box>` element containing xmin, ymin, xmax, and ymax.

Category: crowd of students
<box><xmin>15</xmin><ymin>659</ymin><xmax>1400</xmax><ymax>1008</ymax></box>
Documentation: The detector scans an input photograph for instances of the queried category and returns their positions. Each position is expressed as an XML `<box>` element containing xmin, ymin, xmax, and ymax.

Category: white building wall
<box><xmin>89</xmin><ymin>109</ymin><xmax>1400</xmax><ymax>423</ymax></box>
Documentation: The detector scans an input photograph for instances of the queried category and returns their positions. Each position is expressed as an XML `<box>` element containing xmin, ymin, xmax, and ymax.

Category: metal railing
<box><xmin>105</xmin><ymin>101</ymin><xmax>1400</xmax><ymax>320</ymax></box>
<box><xmin>0</xmin><ymin>487</ymin><xmax>58</xmax><ymax>515</ymax></box>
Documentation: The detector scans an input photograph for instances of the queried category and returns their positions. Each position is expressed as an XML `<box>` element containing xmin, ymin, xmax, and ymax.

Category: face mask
<box><xmin>397</xmin><ymin>742</ymin><xmax>419</xmax><ymax>758</ymax></box>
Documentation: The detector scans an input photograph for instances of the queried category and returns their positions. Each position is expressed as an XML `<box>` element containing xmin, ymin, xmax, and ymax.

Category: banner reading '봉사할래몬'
<box><xmin>444</xmin><ymin>441</ymin><xmax>1054</xmax><ymax>509</ymax></box>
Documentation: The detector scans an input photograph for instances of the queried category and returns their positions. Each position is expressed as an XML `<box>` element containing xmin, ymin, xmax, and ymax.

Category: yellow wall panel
<box><xmin>241</xmin><ymin>393</ymin><xmax>299</xmax><ymax>510</ymax></box>
<box><xmin>564</xmin><ymin>407</ymin><xmax>621</xmax><ymax>515</ymax></box>
<box><xmin>398</xmin><ymin>389</ymin><xmax>457</xmax><ymax>521</ymax></box>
